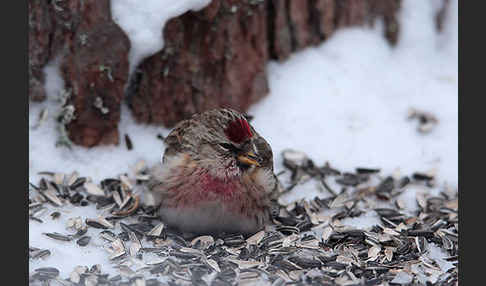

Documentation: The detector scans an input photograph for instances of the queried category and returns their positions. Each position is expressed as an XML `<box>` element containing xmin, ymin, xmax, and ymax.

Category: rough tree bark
<box><xmin>28</xmin><ymin>0</ymin><xmax>130</xmax><ymax>147</ymax></box>
<box><xmin>60</xmin><ymin>0</ymin><xmax>130</xmax><ymax>147</ymax></box>
<box><xmin>267</xmin><ymin>0</ymin><xmax>401</xmax><ymax>60</ymax></box>
<box><xmin>29</xmin><ymin>0</ymin><xmax>53</xmax><ymax>101</ymax></box>
<box><xmin>128</xmin><ymin>0</ymin><xmax>269</xmax><ymax>127</ymax></box>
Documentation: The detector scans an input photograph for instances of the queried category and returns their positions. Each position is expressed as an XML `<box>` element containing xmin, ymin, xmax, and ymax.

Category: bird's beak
<box><xmin>237</xmin><ymin>151</ymin><xmax>261</xmax><ymax>167</ymax></box>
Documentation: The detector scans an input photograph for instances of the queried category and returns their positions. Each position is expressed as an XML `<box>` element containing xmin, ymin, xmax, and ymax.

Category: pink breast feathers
<box><xmin>199</xmin><ymin>173</ymin><xmax>238</xmax><ymax>197</ymax></box>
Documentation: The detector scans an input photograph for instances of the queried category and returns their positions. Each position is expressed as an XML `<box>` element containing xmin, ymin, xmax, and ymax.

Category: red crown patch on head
<box><xmin>224</xmin><ymin>118</ymin><xmax>253</xmax><ymax>143</ymax></box>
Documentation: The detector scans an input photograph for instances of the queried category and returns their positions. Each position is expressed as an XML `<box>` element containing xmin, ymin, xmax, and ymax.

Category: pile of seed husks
<box><xmin>29</xmin><ymin>149</ymin><xmax>458</xmax><ymax>286</ymax></box>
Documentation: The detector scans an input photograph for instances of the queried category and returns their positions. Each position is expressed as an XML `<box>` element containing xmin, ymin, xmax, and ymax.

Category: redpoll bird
<box><xmin>148</xmin><ymin>108</ymin><xmax>278</xmax><ymax>234</ymax></box>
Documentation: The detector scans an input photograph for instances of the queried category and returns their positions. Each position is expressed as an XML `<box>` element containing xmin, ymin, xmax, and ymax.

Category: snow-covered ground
<box><xmin>29</xmin><ymin>0</ymin><xmax>458</xmax><ymax>280</ymax></box>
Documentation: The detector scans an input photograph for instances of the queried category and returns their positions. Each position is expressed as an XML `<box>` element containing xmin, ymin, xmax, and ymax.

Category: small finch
<box><xmin>148</xmin><ymin>108</ymin><xmax>278</xmax><ymax>235</ymax></box>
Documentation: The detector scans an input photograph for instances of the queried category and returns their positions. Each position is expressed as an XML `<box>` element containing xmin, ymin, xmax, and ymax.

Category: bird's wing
<box><xmin>162</xmin><ymin>119</ymin><xmax>192</xmax><ymax>162</ymax></box>
<box><xmin>146</xmin><ymin>163</ymin><xmax>167</xmax><ymax>206</ymax></box>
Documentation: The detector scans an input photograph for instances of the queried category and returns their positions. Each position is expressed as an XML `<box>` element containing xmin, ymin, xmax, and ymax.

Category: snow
<box><xmin>110</xmin><ymin>0</ymin><xmax>212</xmax><ymax>74</ymax></box>
<box><xmin>29</xmin><ymin>0</ymin><xmax>458</xmax><ymax>280</ymax></box>
<box><xmin>428</xmin><ymin>243</ymin><xmax>455</xmax><ymax>272</ymax></box>
<box><xmin>251</xmin><ymin>1</ymin><xmax>458</xmax><ymax>190</ymax></box>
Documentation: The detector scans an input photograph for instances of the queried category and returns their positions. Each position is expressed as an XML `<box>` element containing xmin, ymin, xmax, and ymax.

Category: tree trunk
<box><xmin>128</xmin><ymin>0</ymin><xmax>269</xmax><ymax>127</ymax></box>
<box><xmin>60</xmin><ymin>0</ymin><xmax>130</xmax><ymax>147</ymax></box>
<box><xmin>28</xmin><ymin>0</ymin><xmax>130</xmax><ymax>147</ymax></box>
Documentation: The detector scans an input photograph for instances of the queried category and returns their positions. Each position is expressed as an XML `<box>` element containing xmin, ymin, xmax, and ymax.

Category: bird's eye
<box><xmin>218</xmin><ymin>143</ymin><xmax>237</xmax><ymax>152</ymax></box>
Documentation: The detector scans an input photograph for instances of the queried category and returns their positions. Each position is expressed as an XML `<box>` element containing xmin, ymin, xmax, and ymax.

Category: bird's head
<box><xmin>179</xmin><ymin>108</ymin><xmax>273</xmax><ymax>179</ymax></box>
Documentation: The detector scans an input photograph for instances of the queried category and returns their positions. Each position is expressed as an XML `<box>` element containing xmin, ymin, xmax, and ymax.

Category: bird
<box><xmin>148</xmin><ymin>108</ymin><xmax>279</xmax><ymax>235</ymax></box>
